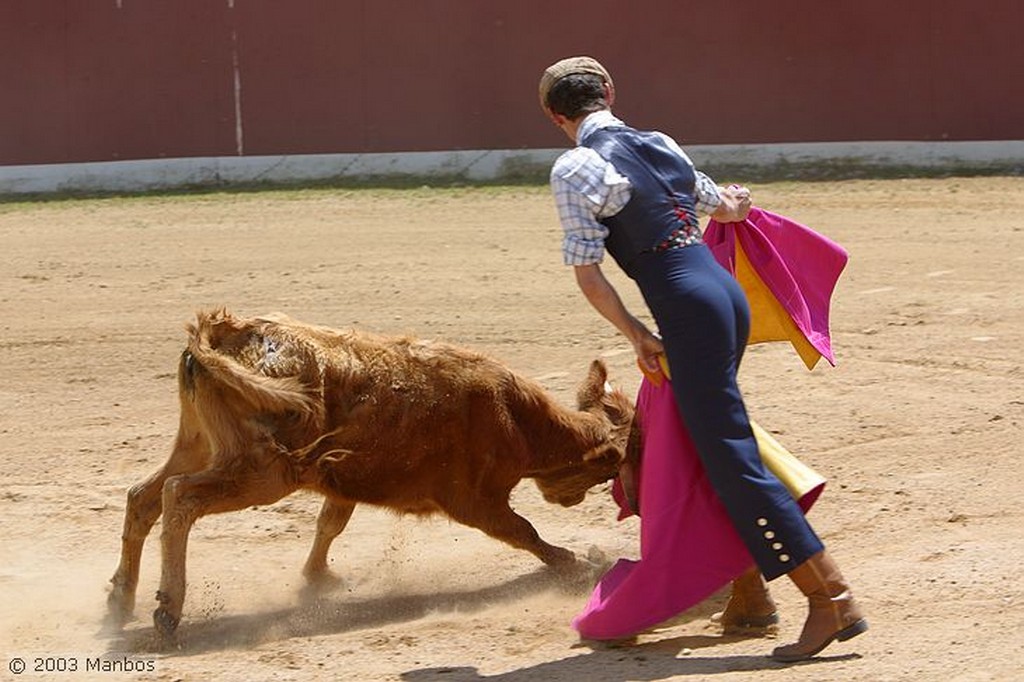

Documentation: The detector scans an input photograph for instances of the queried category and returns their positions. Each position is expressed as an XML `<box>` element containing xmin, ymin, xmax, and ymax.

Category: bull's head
<box><xmin>533</xmin><ymin>360</ymin><xmax>636</xmax><ymax>507</ymax></box>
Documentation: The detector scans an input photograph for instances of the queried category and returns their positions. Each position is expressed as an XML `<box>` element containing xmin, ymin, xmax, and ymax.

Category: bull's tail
<box><xmin>180</xmin><ymin>316</ymin><xmax>319</xmax><ymax>420</ymax></box>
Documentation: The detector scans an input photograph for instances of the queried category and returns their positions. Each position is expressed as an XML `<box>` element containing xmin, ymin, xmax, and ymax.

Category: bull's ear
<box><xmin>577</xmin><ymin>359</ymin><xmax>609</xmax><ymax>409</ymax></box>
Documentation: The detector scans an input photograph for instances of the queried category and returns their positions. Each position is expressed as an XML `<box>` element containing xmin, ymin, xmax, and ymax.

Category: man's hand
<box><xmin>711</xmin><ymin>184</ymin><xmax>753</xmax><ymax>223</ymax></box>
<box><xmin>632</xmin><ymin>329</ymin><xmax>665</xmax><ymax>379</ymax></box>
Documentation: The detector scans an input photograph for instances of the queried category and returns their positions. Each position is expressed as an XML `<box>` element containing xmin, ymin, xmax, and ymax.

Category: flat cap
<box><xmin>538</xmin><ymin>56</ymin><xmax>613</xmax><ymax>111</ymax></box>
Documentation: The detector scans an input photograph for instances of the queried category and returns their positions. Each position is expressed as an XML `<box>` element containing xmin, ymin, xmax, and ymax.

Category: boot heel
<box><xmin>836</xmin><ymin>618</ymin><xmax>868</xmax><ymax>642</ymax></box>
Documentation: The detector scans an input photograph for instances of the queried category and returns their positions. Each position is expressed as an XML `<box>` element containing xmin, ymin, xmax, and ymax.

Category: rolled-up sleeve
<box><xmin>550</xmin><ymin>148</ymin><xmax>630</xmax><ymax>266</ymax></box>
<box><xmin>693</xmin><ymin>171</ymin><xmax>723</xmax><ymax>216</ymax></box>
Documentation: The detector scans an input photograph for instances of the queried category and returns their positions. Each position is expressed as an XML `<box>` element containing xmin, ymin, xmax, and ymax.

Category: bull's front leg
<box><xmin>107</xmin><ymin>473</ymin><xmax>166</xmax><ymax>626</ymax></box>
<box><xmin>302</xmin><ymin>498</ymin><xmax>356</xmax><ymax>584</ymax></box>
<box><xmin>155</xmin><ymin>462</ymin><xmax>299</xmax><ymax>636</ymax></box>
<box><xmin>108</xmin><ymin>434</ymin><xmax>207</xmax><ymax>627</ymax></box>
<box><xmin>442</xmin><ymin>494</ymin><xmax>577</xmax><ymax>568</ymax></box>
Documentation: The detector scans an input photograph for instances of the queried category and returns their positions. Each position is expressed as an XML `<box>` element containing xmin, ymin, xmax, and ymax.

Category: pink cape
<box><xmin>704</xmin><ymin>206</ymin><xmax>849</xmax><ymax>368</ymax></box>
<box><xmin>571</xmin><ymin>207</ymin><xmax>844</xmax><ymax>641</ymax></box>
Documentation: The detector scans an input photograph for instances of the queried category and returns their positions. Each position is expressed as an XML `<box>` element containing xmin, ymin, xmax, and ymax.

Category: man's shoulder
<box><xmin>551</xmin><ymin>146</ymin><xmax>606</xmax><ymax>180</ymax></box>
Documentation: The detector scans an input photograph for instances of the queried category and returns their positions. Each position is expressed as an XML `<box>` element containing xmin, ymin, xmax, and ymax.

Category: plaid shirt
<box><xmin>550</xmin><ymin>110</ymin><xmax>723</xmax><ymax>266</ymax></box>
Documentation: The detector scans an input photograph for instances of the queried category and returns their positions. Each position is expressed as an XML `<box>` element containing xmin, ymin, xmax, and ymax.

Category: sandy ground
<box><xmin>1</xmin><ymin>177</ymin><xmax>1022</xmax><ymax>682</ymax></box>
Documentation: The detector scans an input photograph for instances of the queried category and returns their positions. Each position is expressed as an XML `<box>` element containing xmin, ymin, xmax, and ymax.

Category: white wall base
<box><xmin>2</xmin><ymin>140</ymin><xmax>1022</xmax><ymax>196</ymax></box>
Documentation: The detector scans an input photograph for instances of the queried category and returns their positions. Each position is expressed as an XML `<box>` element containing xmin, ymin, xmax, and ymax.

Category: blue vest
<box><xmin>582</xmin><ymin>126</ymin><xmax>702</xmax><ymax>275</ymax></box>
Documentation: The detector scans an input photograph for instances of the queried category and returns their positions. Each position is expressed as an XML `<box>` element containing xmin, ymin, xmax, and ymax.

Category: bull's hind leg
<box><xmin>107</xmin><ymin>432</ymin><xmax>207</xmax><ymax>626</ymax></box>
<box><xmin>301</xmin><ymin>498</ymin><xmax>356</xmax><ymax>584</ymax></box>
<box><xmin>443</xmin><ymin>496</ymin><xmax>576</xmax><ymax>568</ymax></box>
<box><xmin>154</xmin><ymin>457</ymin><xmax>299</xmax><ymax>636</ymax></box>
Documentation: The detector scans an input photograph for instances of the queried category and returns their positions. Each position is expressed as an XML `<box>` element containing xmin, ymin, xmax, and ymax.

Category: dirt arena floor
<box><xmin>1</xmin><ymin>177</ymin><xmax>1022</xmax><ymax>681</ymax></box>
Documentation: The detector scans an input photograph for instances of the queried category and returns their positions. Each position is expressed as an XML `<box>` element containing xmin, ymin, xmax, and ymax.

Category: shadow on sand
<box><xmin>399</xmin><ymin>634</ymin><xmax>862</xmax><ymax>681</ymax></box>
<box><xmin>100</xmin><ymin>563</ymin><xmax>861</xmax><ymax>678</ymax></box>
<box><xmin>101</xmin><ymin>563</ymin><xmax>597</xmax><ymax>657</ymax></box>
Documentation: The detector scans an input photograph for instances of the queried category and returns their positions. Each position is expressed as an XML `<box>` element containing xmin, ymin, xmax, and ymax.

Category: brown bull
<box><xmin>107</xmin><ymin>309</ymin><xmax>634</xmax><ymax>635</ymax></box>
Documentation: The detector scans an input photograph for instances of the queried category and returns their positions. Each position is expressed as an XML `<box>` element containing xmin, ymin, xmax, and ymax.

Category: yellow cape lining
<box><xmin>734</xmin><ymin>240</ymin><xmax>821</xmax><ymax>370</ymax></box>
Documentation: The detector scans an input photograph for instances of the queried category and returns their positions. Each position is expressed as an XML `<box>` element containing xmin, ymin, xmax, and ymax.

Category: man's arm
<box><xmin>573</xmin><ymin>263</ymin><xmax>664</xmax><ymax>375</ymax></box>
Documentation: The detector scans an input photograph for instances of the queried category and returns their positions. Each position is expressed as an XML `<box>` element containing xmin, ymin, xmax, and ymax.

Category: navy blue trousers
<box><xmin>630</xmin><ymin>244</ymin><xmax>823</xmax><ymax>580</ymax></box>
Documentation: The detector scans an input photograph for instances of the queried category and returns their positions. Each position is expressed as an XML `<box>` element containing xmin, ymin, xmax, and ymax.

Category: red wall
<box><xmin>2</xmin><ymin>0</ymin><xmax>1022</xmax><ymax>166</ymax></box>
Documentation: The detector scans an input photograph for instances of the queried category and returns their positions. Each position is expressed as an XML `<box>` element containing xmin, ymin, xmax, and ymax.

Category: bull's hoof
<box><xmin>302</xmin><ymin>563</ymin><xmax>344</xmax><ymax>587</ymax></box>
<box><xmin>101</xmin><ymin>605</ymin><xmax>135</xmax><ymax>633</ymax></box>
<box><xmin>299</xmin><ymin>570</ymin><xmax>344</xmax><ymax>604</ymax></box>
<box><xmin>106</xmin><ymin>591</ymin><xmax>135</xmax><ymax>623</ymax></box>
<box><xmin>584</xmin><ymin>545</ymin><xmax>613</xmax><ymax>573</ymax></box>
<box><xmin>153</xmin><ymin>606</ymin><xmax>180</xmax><ymax>637</ymax></box>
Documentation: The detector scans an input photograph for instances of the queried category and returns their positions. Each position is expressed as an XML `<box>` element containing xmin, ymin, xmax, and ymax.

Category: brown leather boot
<box><xmin>710</xmin><ymin>566</ymin><xmax>779</xmax><ymax>633</ymax></box>
<box><xmin>772</xmin><ymin>551</ymin><xmax>868</xmax><ymax>662</ymax></box>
